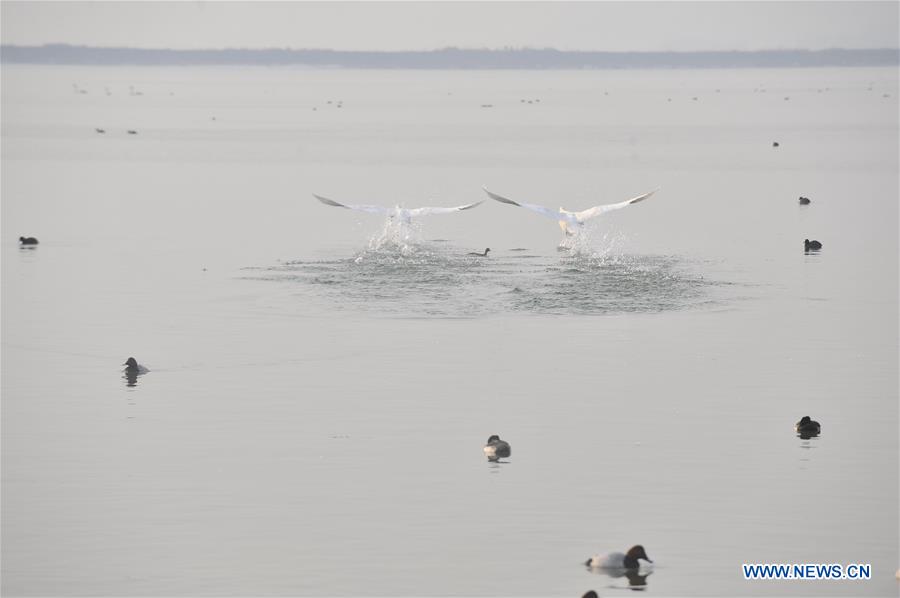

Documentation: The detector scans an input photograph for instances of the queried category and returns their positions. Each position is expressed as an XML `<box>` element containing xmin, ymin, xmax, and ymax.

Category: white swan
<box><xmin>314</xmin><ymin>194</ymin><xmax>483</xmax><ymax>225</ymax></box>
<box><xmin>483</xmin><ymin>186</ymin><xmax>659</xmax><ymax>245</ymax></box>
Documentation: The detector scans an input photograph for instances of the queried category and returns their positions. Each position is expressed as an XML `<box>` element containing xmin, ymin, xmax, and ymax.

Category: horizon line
<box><xmin>4</xmin><ymin>43</ymin><xmax>900</xmax><ymax>53</ymax></box>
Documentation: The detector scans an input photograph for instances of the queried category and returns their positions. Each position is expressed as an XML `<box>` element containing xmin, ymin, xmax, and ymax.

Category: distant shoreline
<box><xmin>2</xmin><ymin>44</ymin><xmax>898</xmax><ymax>69</ymax></box>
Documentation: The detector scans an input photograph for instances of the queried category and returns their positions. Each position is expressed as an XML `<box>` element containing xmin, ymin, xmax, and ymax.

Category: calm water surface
<box><xmin>2</xmin><ymin>65</ymin><xmax>898</xmax><ymax>596</ymax></box>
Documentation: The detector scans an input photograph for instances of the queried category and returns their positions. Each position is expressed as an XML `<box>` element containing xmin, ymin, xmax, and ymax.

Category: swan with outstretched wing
<box><xmin>314</xmin><ymin>194</ymin><xmax>483</xmax><ymax>224</ymax></box>
<box><xmin>482</xmin><ymin>186</ymin><xmax>659</xmax><ymax>243</ymax></box>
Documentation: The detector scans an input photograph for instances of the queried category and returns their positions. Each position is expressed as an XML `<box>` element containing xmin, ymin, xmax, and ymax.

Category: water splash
<box><xmin>558</xmin><ymin>223</ymin><xmax>628</xmax><ymax>261</ymax></box>
<box><xmin>247</xmin><ymin>242</ymin><xmax>729</xmax><ymax>317</ymax></box>
<box><xmin>363</xmin><ymin>217</ymin><xmax>424</xmax><ymax>256</ymax></box>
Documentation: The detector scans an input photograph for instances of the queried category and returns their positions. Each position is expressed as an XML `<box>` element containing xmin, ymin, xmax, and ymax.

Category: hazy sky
<box><xmin>1</xmin><ymin>1</ymin><xmax>897</xmax><ymax>52</ymax></box>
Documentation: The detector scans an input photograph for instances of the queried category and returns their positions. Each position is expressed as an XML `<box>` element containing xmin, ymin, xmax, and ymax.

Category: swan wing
<box><xmin>483</xmin><ymin>187</ymin><xmax>577</xmax><ymax>223</ymax></box>
<box><xmin>573</xmin><ymin>188</ymin><xmax>659</xmax><ymax>222</ymax></box>
<box><xmin>405</xmin><ymin>200</ymin><xmax>484</xmax><ymax>217</ymax></box>
<box><xmin>313</xmin><ymin>194</ymin><xmax>391</xmax><ymax>215</ymax></box>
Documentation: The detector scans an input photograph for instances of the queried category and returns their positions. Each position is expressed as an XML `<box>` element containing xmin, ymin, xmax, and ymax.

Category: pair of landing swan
<box><xmin>314</xmin><ymin>186</ymin><xmax>659</xmax><ymax>244</ymax></box>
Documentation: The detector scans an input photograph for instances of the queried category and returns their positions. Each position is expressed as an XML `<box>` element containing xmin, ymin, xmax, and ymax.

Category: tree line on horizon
<box><xmin>1</xmin><ymin>43</ymin><xmax>897</xmax><ymax>68</ymax></box>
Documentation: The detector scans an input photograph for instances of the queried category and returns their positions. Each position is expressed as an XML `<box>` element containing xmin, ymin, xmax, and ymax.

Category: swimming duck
<box><xmin>772</xmin><ymin>141</ymin><xmax>780</xmax><ymax>147</ymax></box>
<box><xmin>795</xmin><ymin>416</ymin><xmax>821</xmax><ymax>434</ymax></box>
<box><xmin>798</xmin><ymin>196</ymin><xmax>811</xmax><ymax>205</ymax></box>
<box><xmin>804</xmin><ymin>239</ymin><xmax>822</xmax><ymax>251</ymax></box>
<box><xmin>585</xmin><ymin>545</ymin><xmax>652</xmax><ymax>570</ymax></box>
<box><xmin>468</xmin><ymin>248</ymin><xmax>491</xmax><ymax>257</ymax></box>
<box><xmin>582</xmin><ymin>592</ymin><xmax>599</xmax><ymax>598</ymax></box>
<box><xmin>123</xmin><ymin>357</ymin><xmax>149</xmax><ymax>375</ymax></box>
<box><xmin>19</xmin><ymin>236</ymin><xmax>39</xmax><ymax>245</ymax></box>
<box><xmin>483</xmin><ymin>435</ymin><xmax>511</xmax><ymax>460</ymax></box>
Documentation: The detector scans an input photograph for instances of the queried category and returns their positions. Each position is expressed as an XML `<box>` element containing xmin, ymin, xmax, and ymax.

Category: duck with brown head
<box><xmin>585</xmin><ymin>545</ymin><xmax>653</xmax><ymax>570</ymax></box>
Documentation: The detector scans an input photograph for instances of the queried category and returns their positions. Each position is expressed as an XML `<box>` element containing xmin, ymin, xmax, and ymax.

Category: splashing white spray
<box><xmin>560</xmin><ymin>224</ymin><xmax>629</xmax><ymax>262</ymax></box>
<box><xmin>352</xmin><ymin>217</ymin><xmax>425</xmax><ymax>263</ymax></box>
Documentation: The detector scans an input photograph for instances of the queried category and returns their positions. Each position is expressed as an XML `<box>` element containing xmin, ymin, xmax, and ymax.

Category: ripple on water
<box><xmin>246</xmin><ymin>239</ymin><xmax>728</xmax><ymax>317</ymax></box>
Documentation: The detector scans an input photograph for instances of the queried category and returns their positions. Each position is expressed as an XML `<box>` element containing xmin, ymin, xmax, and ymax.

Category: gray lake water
<box><xmin>2</xmin><ymin>65</ymin><xmax>898</xmax><ymax>597</ymax></box>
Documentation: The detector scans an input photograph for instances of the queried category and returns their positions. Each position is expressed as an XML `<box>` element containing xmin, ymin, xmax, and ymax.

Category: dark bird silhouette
<box><xmin>804</xmin><ymin>239</ymin><xmax>822</xmax><ymax>251</ymax></box>
<box><xmin>123</xmin><ymin>357</ymin><xmax>149</xmax><ymax>375</ymax></box>
<box><xmin>483</xmin><ymin>435</ymin><xmax>511</xmax><ymax>461</ymax></box>
<box><xmin>19</xmin><ymin>236</ymin><xmax>39</xmax><ymax>245</ymax></box>
<box><xmin>123</xmin><ymin>357</ymin><xmax>149</xmax><ymax>387</ymax></box>
<box><xmin>468</xmin><ymin>248</ymin><xmax>491</xmax><ymax>257</ymax></box>
<box><xmin>798</xmin><ymin>196</ymin><xmax>811</xmax><ymax>205</ymax></box>
<box><xmin>795</xmin><ymin>416</ymin><xmax>821</xmax><ymax>435</ymax></box>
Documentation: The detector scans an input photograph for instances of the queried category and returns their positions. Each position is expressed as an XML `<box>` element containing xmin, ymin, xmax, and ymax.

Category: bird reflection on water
<box><xmin>586</xmin><ymin>567</ymin><xmax>653</xmax><ymax>591</ymax></box>
<box><xmin>123</xmin><ymin>369</ymin><xmax>139</xmax><ymax>388</ymax></box>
